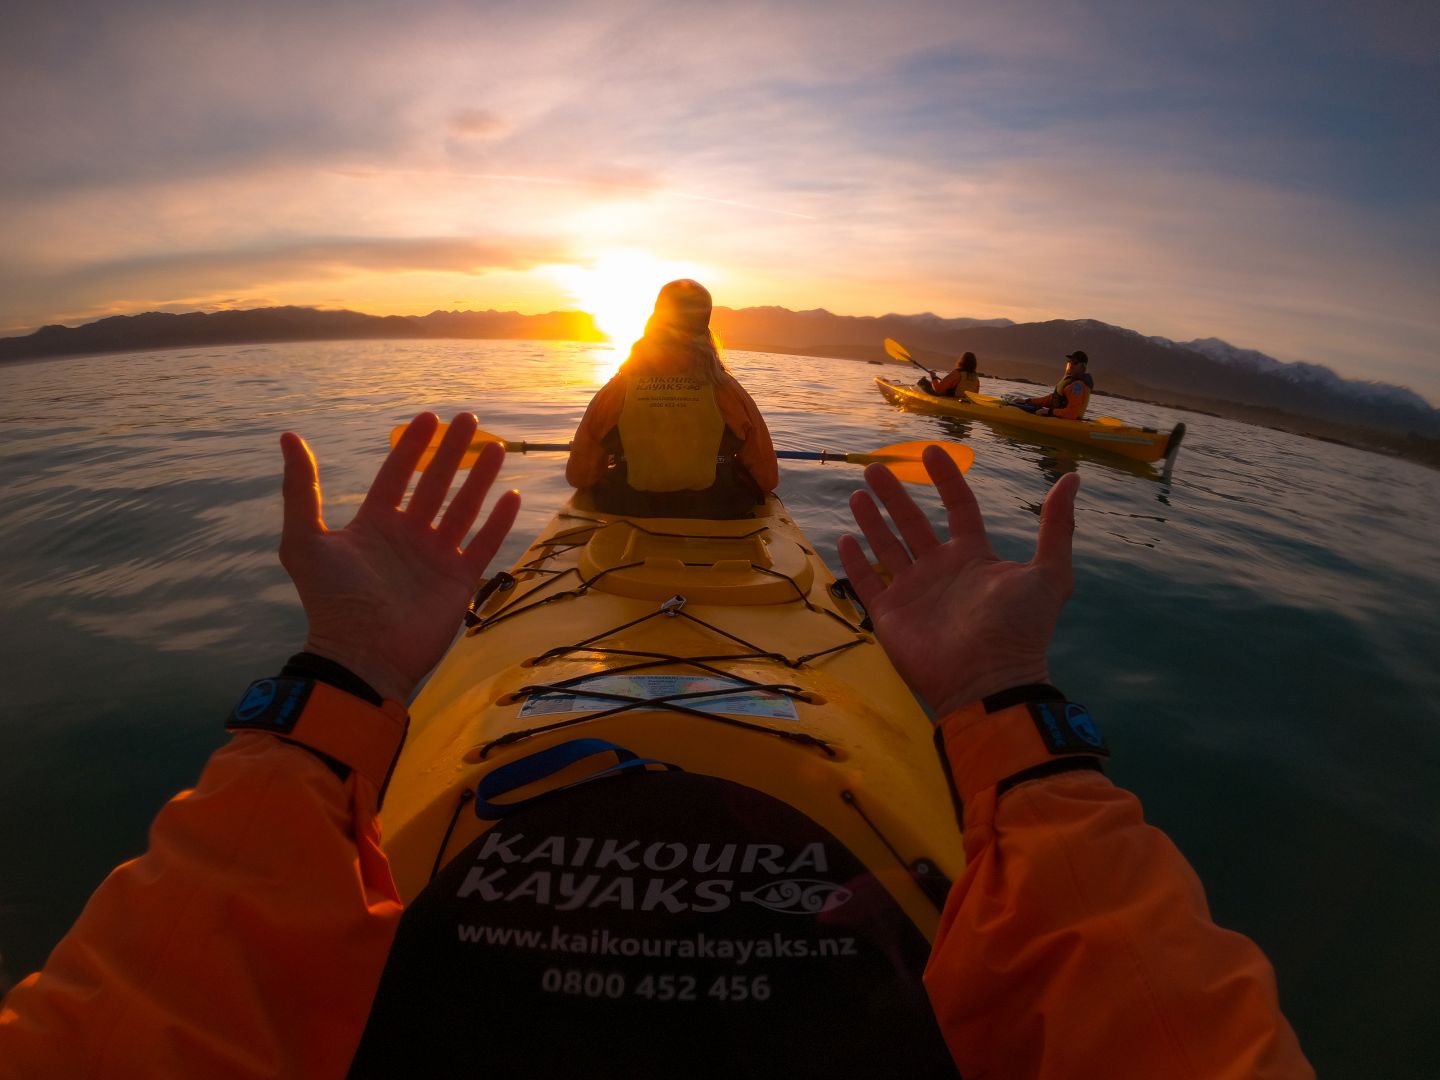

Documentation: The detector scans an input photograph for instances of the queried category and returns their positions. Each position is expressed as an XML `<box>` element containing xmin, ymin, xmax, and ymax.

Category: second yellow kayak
<box><xmin>877</xmin><ymin>377</ymin><xmax>1186</xmax><ymax>466</ymax></box>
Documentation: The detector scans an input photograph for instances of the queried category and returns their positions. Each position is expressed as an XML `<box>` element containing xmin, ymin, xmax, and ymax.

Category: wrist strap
<box><xmin>281</xmin><ymin>651</ymin><xmax>383</xmax><ymax>706</ymax></box>
<box><xmin>227</xmin><ymin>678</ymin><xmax>408</xmax><ymax>800</ymax></box>
<box><xmin>937</xmin><ymin>688</ymin><xmax>1107</xmax><ymax>806</ymax></box>
<box><xmin>981</xmin><ymin>682</ymin><xmax>1066</xmax><ymax>712</ymax></box>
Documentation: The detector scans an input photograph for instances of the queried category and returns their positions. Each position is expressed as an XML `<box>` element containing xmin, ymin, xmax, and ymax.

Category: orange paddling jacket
<box><xmin>0</xmin><ymin>680</ymin><xmax>1312</xmax><ymax>1078</ymax></box>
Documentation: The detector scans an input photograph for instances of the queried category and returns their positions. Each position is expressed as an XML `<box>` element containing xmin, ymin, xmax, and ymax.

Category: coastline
<box><xmin>5</xmin><ymin>336</ymin><xmax>1436</xmax><ymax>473</ymax></box>
<box><xmin>774</xmin><ymin>350</ymin><xmax>1440</xmax><ymax>473</ymax></box>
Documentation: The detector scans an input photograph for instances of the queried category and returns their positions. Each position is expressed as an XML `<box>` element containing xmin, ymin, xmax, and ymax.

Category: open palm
<box><xmin>279</xmin><ymin>412</ymin><xmax>520</xmax><ymax>703</ymax></box>
<box><xmin>838</xmin><ymin>447</ymin><xmax>1079</xmax><ymax>720</ymax></box>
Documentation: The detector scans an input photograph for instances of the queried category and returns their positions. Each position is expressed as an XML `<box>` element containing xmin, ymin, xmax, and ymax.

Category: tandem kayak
<box><xmin>876</xmin><ymin>377</ymin><xmax>1186</xmax><ymax>467</ymax></box>
<box><xmin>353</xmin><ymin>494</ymin><xmax>965</xmax><ymax>1077</ymax></box>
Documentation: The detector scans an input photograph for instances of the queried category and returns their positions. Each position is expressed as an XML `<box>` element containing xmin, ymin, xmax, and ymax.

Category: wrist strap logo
<box><xmin>1027</xmin><ymin>701</ymin><xmax>1108</xmax><ymax>757</ymax></box>
<box><xmin>228</xmin><ymin>677</ymin><xmax>315</xmax><ymax>734</ymax></box>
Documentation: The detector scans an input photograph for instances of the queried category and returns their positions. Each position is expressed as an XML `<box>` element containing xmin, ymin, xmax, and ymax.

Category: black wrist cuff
<box><xmin>997</xmin><ymin>757</ymin><xmax>1104</xmax><ymax>797</ymax></box>
<box><xmin>982</xmin><ymin>682</ymin><xmax>1065</xmax><ymax>712</ymax></box>
<box><xmin>983</xmin><ymin>683</ymin><xmax>1109</xmax><ymax>758</ymax></box>
<box><xmin>281</xmin><ymin>652</ymin><xmax>383</xmax><ymax>706</ymax></box>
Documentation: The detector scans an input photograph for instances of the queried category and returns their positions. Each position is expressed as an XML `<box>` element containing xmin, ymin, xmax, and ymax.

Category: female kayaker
<box><xmin>0</xmin><ymin>414</ymin><xmax>1312</xmax><ymax>1079</ymax></box>
<box><xmin>919</xmin><ymin>351</ymin><xmax>980</xmax><ymax>398</ymax></box>
<box><xmin>565</xmin><ymin>279</ymin><xmax>779</xmax><ymax>518</ymax></box>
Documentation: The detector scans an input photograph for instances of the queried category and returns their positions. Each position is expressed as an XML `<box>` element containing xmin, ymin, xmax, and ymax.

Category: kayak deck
<box><xmin>876</xmin><ymin>378</ymin><xmax>1186</xmax><ymax>466</ymax></box>
<box><xmin>381</xmin><ymin>494</ymin><xmax>965</xmax><ymax>937</ymax></box>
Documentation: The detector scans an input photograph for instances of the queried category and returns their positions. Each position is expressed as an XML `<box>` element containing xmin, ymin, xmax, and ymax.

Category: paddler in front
<box><xmin>919</xmin><ymin>351</ymin><xmax>980</xmax><ymax>398</ymax></box>
<box><xmin>0</xmin><ymin>410</ymin><xmax>1314</xmax><ymax>1079</ymax></box>
<box><xmin>1012</xmin><ymin>349</ymin><xmax>1094</xmax><ymax>418</ymax></box>
<box><xmin>565</xmin><ymin>278</ymin><xmax>779</xmax><ymax>518</ymax></box>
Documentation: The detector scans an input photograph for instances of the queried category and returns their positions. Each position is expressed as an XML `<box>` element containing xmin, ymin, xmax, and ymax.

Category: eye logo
<box><xmin>741</xmin><ymin>879</ymin><xmax>851</xmax><ymax>915</ymax></box>
<box><xmin>235</xmin><ymin>680</ymin><xmax>278</xmax><ymax>723</ymax></box>
<box><xmin>1065</xmin><ymin>704</ymin><xmax>1103</xmax><ymax>748</ymax></box>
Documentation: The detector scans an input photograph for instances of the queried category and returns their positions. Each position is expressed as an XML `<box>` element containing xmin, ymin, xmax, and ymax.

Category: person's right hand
<box><xmin>279</xmin><ymin>412</ymin><xmax>520</xmax><ymax>704</ymax></box>
<box><xmin>837</xmin><ymin>446</ymin><xmax>1080</xmax><ymax>722</ymax></box>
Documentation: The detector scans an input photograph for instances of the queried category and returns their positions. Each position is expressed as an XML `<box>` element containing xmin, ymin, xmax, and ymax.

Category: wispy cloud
<box><xmin>1</xmin><ymin>0</ymin><xmax>1436</xmax><ymax>398</ymax></box>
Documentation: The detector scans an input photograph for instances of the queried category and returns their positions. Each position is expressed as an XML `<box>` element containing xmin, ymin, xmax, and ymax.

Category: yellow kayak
<box><xmin>877</xmin><ymin>377</ymin><xmax>1186</xmax><ymax>466</ymax></box>
<box><xmin>354</xmin><ymin>494</ymin><xmax>965</xmax><ymax>1076</ymax></box>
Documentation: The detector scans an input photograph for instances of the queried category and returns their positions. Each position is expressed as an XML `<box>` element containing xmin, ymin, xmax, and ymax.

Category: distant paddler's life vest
<box><xmin>617</xmin><ymin>374</ymin><xmax>727</xmax><ymax>491</ymax></box>
<box><xmin>1051</xmin><ymin>372</ymin><xmax>1094</xmax><ymax>418</ymax></box>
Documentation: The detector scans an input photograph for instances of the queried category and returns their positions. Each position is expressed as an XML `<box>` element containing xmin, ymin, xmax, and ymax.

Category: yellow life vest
<box><xmin>617</xmin><ymin>374</ymin><xmax>726</xmax><ymax>491</ymax></box>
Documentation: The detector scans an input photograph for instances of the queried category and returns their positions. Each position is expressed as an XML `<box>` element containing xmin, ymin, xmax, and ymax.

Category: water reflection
<box><xmin>4</xmin><ymin>341</ymin><xmax>1440</xmax><ymax>1077</ymax></box>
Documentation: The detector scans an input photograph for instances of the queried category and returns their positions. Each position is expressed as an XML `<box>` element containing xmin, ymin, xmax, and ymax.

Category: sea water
<box><xmin>1</xmin><ymin>340</ymin><xmax>1437</xmax><ymax>1075</ymax></box>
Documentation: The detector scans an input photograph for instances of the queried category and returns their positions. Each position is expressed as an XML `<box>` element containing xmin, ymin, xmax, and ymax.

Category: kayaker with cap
<box><xmin>1013</xmin><ymin>350</ymin><xmax>1093</xmax><ymax>418</ymax></box>
<box><xmin>0</xmin><ymin>413</ymin><xmax>1313</xmax><ymax>1078</ymax></box>
<box><xmin>919</xmin><ymin>351</ymin><xmax>980</xmax><ymax>399</ymax></box>
<box><xmin>565</xmin><ymin>279</ymin><xmax>779</xmax><ymax>518</ymax></box>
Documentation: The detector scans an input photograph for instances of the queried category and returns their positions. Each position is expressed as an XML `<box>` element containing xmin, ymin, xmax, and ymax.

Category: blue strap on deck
<box><xmin>472</xmin><ymin>738</ymin><xmax>679</xmax><ymax>819</ymax></box>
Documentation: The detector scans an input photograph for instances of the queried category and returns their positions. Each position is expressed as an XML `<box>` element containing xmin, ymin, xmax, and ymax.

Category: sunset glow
<box><xmin>1</xmin><ymin>2</ymin><xmax>1436</xmax><ymax>400</ymax></box>
<box><xmin>553</xmin><ymin>252</ymin><xmax>715</xmax><ymax>354</ymax></box>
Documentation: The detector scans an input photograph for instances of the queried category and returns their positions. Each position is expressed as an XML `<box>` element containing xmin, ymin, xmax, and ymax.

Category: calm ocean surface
<box><xmin>2</xmin><ymin>340</ymin><xmax>1438</xmax><ymax>1074</ymax></box>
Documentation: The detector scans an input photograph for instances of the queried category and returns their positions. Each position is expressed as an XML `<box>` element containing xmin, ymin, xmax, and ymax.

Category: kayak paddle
<box><xmin>883</xmin><ymin>337</ymin><xmax>937</xmax><ymax>379</ymax></box>
<box><xmin>389</xmin><ymin>424</ymin><xmax>974</xmax><ymax>484</ymax></box>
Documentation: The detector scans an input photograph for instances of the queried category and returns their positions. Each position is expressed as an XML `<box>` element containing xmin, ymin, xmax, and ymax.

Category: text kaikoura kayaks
<box><xmin>353</xmin><ymin>493</ymin><xmax>966</xmax><ymax>1077</ymax></box>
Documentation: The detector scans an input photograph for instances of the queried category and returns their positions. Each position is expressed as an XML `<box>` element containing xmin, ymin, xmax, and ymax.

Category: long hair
<box><xmin>620</xmin><ymin>279</ymin><xmax>730</xmax><ymax>382</ymax></box>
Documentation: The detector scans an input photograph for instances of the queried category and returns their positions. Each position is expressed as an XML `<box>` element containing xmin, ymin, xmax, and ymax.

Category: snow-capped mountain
<box><xmin>1152</xmin><ymin>334</ymin><xmax>1435</xmax><ymax>415</ymax></box>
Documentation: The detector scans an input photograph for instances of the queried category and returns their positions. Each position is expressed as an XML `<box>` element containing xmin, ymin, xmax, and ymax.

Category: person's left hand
<box><xmin>278</xmin><ymin>412</ymin><xmax>521</xmax><ymax>703</ymax></box>
<box><xmin>838</xmin><ymin>446</ymin><xmax>1078</xmax><ymax>721</ymax></box>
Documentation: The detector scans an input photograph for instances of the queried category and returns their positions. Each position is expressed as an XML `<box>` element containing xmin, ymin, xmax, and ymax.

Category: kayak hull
<box><xmin>380</xmin><ymin>494</ymin><xmax>965</xmax><ymax>936</ymax></box>
<box><xmin>876</xmin><ymin>378</ymin><xmax>1185</xmax><ymax>465</ymax></box>
<box><xmin>362</xmin><ymin>495</ymin><xmax>968</xmax><ymax>1074</ymax></box>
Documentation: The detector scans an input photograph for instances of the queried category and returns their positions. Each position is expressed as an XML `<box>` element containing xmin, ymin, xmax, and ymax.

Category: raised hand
<box><xmin>278</xmin><ymin>412</ymin><xmax>521</xmax><ymax>703</ymax></box>
<box><xmin>838</xmin><ymin>445</ymin><xmax>1079</xmax><ymax>722</ymax></box>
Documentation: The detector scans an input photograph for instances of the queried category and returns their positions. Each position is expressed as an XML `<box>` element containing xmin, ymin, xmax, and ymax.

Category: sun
<box><xmin>555</xmin><ymin>251</ymin><xmax>713</xmax><ymax>353</ymax></box>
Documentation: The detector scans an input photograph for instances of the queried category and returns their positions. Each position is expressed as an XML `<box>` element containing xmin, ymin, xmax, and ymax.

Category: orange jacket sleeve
<box><xmin>716</xmin><ymin>377</ymin><xmax>779</xmax><ymax>492</ymax></box>
<box><xmin>0</xmin><ymin>686</ymin><xmax>407</xmax><ymax>1080</ymax></box>
<box><xmin>925</xmin><ymin>701</ymin><xmax>1313</xmax><ymax>1079</ymax></box>
<box><xmin>566</xmin><ymin>377</ymin><xmax>625</xmax><ymax>489</ymax></box>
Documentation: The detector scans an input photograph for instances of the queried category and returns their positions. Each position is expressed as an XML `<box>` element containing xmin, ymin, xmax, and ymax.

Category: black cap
<box><xmin>1065</xmin><ymin>350</ymin><xmax>1088</xmax><ymax>364</ymax></box>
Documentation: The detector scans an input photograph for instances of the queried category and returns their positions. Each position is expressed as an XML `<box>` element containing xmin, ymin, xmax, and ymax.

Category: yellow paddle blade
<box><xmin>845</xmin><ymin>440</ymin><xmax>974</xmax><ymax>483</ymax></box>
<box><xmin>882</xmin><ymin>337</ymin><xmax>913</xmax><ymax>363</ymax></box>
<box><xmin>388</xmin><ymin>422</ymin><xmax>509</xmax><ymax>469</ymax></box>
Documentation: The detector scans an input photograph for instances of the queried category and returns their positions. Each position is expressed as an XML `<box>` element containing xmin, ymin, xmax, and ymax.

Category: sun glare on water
<box><xmin>554</xmin><ymin>251</ymin><xmax>713</xmax><ymax>379</ymax></box>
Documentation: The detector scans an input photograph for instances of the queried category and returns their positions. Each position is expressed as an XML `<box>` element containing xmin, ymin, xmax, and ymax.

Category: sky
<box><xmin>2</xmin><ymin>0</ymin><xmax>1437</xmax><ymax>401</ymax></box>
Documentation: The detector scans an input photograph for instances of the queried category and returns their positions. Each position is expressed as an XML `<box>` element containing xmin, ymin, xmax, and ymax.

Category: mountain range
<box><xmin>3</xmin><ymin>304</ymin><xmax>1436</xmax><ymax>447</ymax></box>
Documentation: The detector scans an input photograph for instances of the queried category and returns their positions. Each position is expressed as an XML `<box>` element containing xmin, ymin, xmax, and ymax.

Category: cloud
<box><xmin>0</xmin><ymin>0</ymin><xmax>1435</xmax><ymax>397</ymax></box>
<box><xmin>0</xmin><ymin>235</ymin><xmax>571</xmax><ymax>332</ymax></box>
<box><xmin>447</xmin><ymin>108</ymin><xmax>509</xmax><ymax>140</ymax></box>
